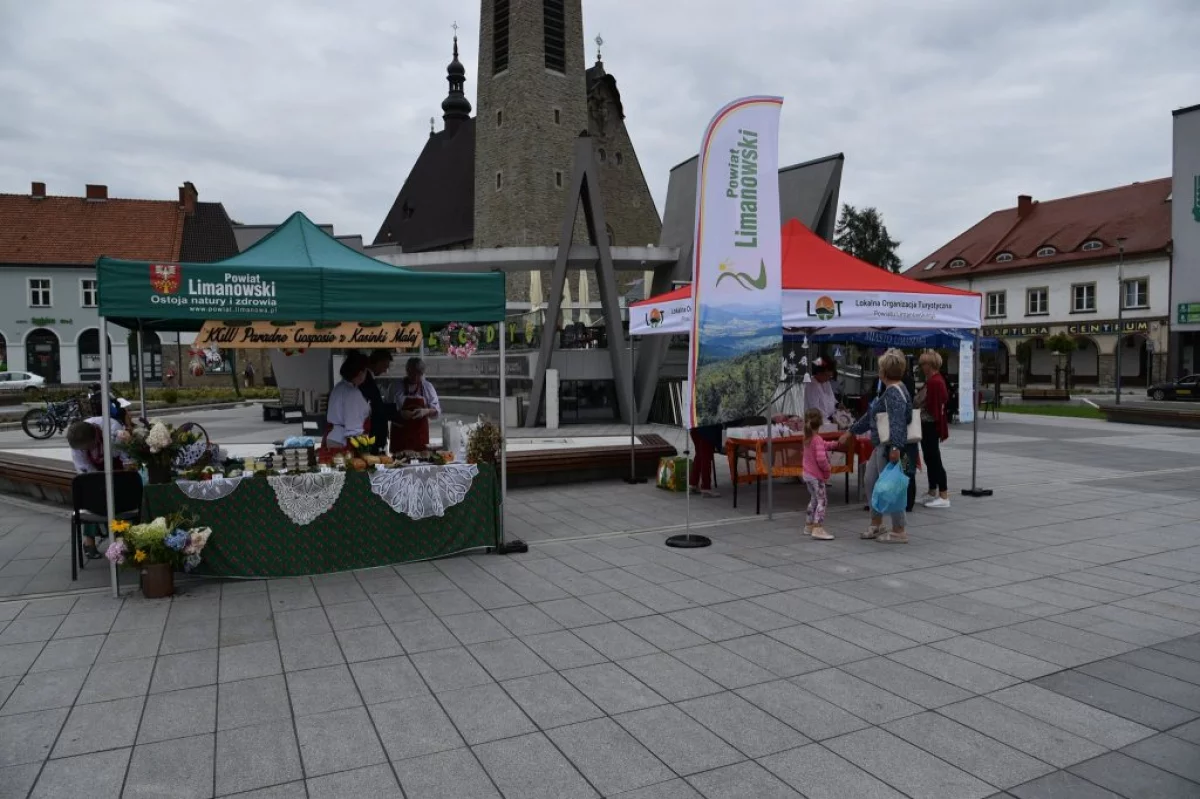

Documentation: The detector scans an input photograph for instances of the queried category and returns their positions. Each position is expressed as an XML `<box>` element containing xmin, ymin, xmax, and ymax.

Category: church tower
<box><xmin>474</xmin><ymin>0</ymin><xmax>589</xmax><ymax>248</ymax></box>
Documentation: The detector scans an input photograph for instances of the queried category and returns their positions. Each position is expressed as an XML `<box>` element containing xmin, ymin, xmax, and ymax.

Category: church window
<box><xmin>553</xmin><ymin>108</ymin><xmax>561</xmax><ymax>125</ymax></box>
<box><xmin>543</xmin><ymin>0</ymin><xmax>566</xmax><ymax>73</ymax></box>
<box><xmin>555</xmin><ymin>171</ymin><xmax>563</xmax><ymax>188</ymax></box>
<box><xmin>496</xmin><ymin>110</ymin><xmax>502</xmax><ymax>127</ymax></box>
<box><xmin>598</xmin><ymin>148</ymin><xmax>606</xmax><ymax>162</ymax></box>
<box><xmin>615</xmin><ymin>152</ymin><xmax>623</xmax><ymax>165</ymax></box>
<box><xmin>493</xmin><ymin>0</ymin><xmax>510</xmax><ymax>74</ymax></box>
<box><xmin>496</xmin><ymin>172</ymin><xmax>503</xmax><ymax>191</ymax></box>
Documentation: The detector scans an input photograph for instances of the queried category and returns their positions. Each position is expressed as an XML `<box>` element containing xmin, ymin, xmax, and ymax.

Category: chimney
<box><xmin>85</xmin><ymin>184</ymin><xmax>107</xmax><ymax>202</ymax></box>
<box><xmin>1017</xmin><ymin>194</ymin><xmax>1033</xmax><ymax>219</ymax></box>
<box><xmin>179</xmin><ymin>181</ymin><xmax>198</xmax><ymax>215</ymax></box>
<box><xmin>31</xmin><ymin>182</ymin><xmax>45</xmax><ymax>199</ymax></box>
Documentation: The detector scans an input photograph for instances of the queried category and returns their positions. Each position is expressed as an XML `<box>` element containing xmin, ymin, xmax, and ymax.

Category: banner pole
<box><xmin>136</xmin><ymin>324</ymin><xmax>148</xmax><ymax>425</ymax></box>
<box><xmin>962</xmin><ymin>328</ymin><xmax>992</xmax><ymax>498</ymax></box>
<box><xmin>624</xmin><ymin>332</ymin><xmax>644</xmax><ymax>484</ymax></box>
<box><xmin>99</xmin><ymin>318</ymin><xmax>119</xmax><ymax>598</ymax></box>
<box><xmin>496</xmin><ymin>318</ymin><xmax>527</xmax><ymax>553</ymax></box>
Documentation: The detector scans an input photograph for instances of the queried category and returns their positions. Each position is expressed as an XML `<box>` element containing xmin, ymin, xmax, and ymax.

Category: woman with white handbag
<box><xmin>840</xmin><ymin>348</ymin><xmax>920</xmax><ymax>544</ymax></box>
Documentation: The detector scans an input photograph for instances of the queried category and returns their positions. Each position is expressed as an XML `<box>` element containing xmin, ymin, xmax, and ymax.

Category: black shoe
<box><xmin>83</xmin><ymin>543</ymin><xmax>103</xmax><ymax>560</ymax></box>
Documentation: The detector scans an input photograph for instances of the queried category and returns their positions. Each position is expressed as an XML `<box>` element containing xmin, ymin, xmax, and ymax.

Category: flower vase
<box><xmin>140</xmin><ymin>563</ymin><xmax>174</xmax><ymax>599</ymax></box>
<box><xmin>146</xmin><ymin>462</ymin><xmax>173</xmax><ymax>485</ymax></box>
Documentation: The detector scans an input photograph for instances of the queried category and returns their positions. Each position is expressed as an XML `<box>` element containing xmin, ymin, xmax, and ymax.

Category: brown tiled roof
<box><xmin>0</xmin><ymin>189</ymin><xmax>185</xmax><ymax>264</ymax></box>
<box><xmin>906</xmin><ymin>178</ymin><xmax>1172</xmax><ymax>281</ymax></box>
<box><xmin>180</xmin><ymin>202</ymin><xmax>239</xmax><ymax>262</ymax></box>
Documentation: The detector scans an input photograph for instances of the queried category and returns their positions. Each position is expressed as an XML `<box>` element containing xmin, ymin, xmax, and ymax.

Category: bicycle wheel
<box><xmin>21</xmin><ymin>408</ymin><xmax>56</xmax><ymax>440</ymax></box>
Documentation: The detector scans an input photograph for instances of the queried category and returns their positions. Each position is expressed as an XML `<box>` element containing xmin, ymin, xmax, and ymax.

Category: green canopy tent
<box><xmin>92</xmin><ymin>212</ymin><xmax>510</xmax><ymax>595</ymax></box>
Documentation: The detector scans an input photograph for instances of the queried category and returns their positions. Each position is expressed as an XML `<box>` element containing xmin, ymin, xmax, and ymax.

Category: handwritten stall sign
<box><xmin>197</xmin><ymin>321</ymin><xmax>421</xmax><ymax>349</ymax></box>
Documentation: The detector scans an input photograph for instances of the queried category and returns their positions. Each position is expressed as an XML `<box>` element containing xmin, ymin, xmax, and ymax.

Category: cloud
<box><xmin>1</xmin><ymin>0</ymin><xmax>1196</xmax><ymax>263</ymax></box>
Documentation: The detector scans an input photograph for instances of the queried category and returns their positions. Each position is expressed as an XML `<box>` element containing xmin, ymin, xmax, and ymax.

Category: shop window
<box><xmin>1026</xmin><ymin>287</ymin><xmax>1048</xmax><ymax>316</ymax></box>
<box><xmin>1072</xmin><ymin>283</ymin><xmax>1096</xmax><ymax>313</ymax></box>
<box><xmin>986</xmin><ymin>291</ymin><xmax>1007</xmax><ymax>318</ymax></box>
<box><xmin>1122</xmin><ymin>278</ymin><xmax>1148</xmax><ymax>309</ymax></box>
<box><xmin>80</xmin><ymin>278</ymin><xmax>98</xmax><ymax>308</ymax></box>
<box><xmin>28</xmin><ymin>278</ymin><xmax>52</xmax><ymax>307</ymax></box>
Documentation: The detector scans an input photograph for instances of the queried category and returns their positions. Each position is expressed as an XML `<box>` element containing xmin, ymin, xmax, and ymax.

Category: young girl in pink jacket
<box><xmin>802</xmin><ymin>408</ymin><xmax>839</xmax><ymax>540</ymax></box>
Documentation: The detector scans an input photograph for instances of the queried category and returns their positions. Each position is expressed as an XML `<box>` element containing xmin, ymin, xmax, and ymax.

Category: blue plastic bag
<box><xmin>871</xmin><ymin>461</ymin><xmax>908</xmax><ymax>515</ymax></box>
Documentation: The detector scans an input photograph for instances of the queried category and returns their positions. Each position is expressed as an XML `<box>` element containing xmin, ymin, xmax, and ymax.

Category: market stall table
<box><xmin>725</xmin><ymin>430</ymin><xmax>859</xmax><ymax>514</ymax></box>
<box><xmin>143</xmin><ymin>462</ymin><xmax>500</xmax><ymax>578</ymax></box>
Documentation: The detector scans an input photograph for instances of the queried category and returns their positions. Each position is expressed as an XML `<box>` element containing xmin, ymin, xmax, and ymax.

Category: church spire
<box><xmin>441</xmin><ymin>24</ymin><xmax>472</xmax><ymax>133</ymax></box>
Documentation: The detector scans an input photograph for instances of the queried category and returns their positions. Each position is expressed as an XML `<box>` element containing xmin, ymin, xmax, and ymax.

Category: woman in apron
<box><xmin>390</xmin><ymin>357</ymin><xmax>441</xmax><ymax>453</ymax></box>
<box><xmin>322</xmin><ymin>352</ymin><xmax>371</xmax><ymax>458</ymax></box>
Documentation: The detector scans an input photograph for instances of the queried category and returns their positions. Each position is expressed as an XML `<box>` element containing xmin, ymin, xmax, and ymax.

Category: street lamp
<box><xmin>1115</xmin><ymin>237</ymin><xmax>1127</xmax><ymax>405</ymax></box>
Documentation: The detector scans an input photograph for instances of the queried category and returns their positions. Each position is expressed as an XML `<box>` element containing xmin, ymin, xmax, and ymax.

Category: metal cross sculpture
<box><xmin>595</xmin><ymin>35</ymin><xmax>603</xmax><ymax>61</ymax></box>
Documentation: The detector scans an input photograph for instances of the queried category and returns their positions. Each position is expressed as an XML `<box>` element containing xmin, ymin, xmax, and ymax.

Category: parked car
<box><xmin>0</xmin><ymin>371</ymin><xmax>45</xmax><ymax>393</ymax></box>
<box><xmin>1147</xmin><ymin>374</ymin><xmax>1199</xmax><ymax>401</ymax></box>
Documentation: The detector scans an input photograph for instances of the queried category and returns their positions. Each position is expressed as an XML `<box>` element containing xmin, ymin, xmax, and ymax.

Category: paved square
<box><xmin>2</xmin><ymin>414</ymin><xmax>1200</xmax><ymax>796</ymax></box>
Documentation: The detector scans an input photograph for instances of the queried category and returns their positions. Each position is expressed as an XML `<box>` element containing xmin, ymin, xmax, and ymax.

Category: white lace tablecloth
<box><xmin>174</xmin><ymin>476</ymin><xmax>248</xmax><ymax>502</ymax></box>
<box><xmin>267</xmin><ymin>472</ymin><xmax>346</xmax><ymax>526</ymax></box>
<box><xmin>369</xmin><ymin>463</ymin><xmax>479</xmax><ymax>521</ymax></box>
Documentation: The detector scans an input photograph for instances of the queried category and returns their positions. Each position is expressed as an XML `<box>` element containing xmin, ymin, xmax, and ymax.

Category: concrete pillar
<box><xmin>1097</xmin><ymin>353</ymin><xmax>1116</xmax><ymax>391</ymax></box>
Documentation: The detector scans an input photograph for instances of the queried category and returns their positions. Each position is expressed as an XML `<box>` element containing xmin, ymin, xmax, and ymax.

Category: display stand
<box><xmin>623</xmin><ymin>333</ymin><xmax>646</xmax><ymax>484</ymax></box>
<box><xmin>962</xmin><ymin>328</ymin><xmax>993</xmax><ymax>497</ymax></box>
<box><xmin>496</xmin><ymin>319</ymin><xmax>528</xmax><ymax>553</ymax></box>
<box><xmin>665</xmin><ymin>428</ymin><xmax>711</xmax><ymax>548</ymax></box>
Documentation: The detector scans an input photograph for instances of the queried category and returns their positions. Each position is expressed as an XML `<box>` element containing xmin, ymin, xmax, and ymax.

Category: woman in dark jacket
<box><xmin>917</xmin><ymin>349</ymin><xmax>951</xmax><ymax>508</ymax></box>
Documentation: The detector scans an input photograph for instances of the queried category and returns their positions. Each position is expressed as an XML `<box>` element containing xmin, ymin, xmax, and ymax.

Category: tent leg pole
<box><xmin>496</xmin><ymin>319</ymin><xmax>525</xmax><ymax>554</ymax></box>
<box><xmin>963</xmin><ymin>328</ymin><xmax>992</xmax><ymax>498</ymax></box>
<box><xmin>136</xmin><ymin>325</ymin><xmax>148</xmax><ymax>425</ymax></box>
<box><xmin>624</xmin><ymin>334</ymin><xmax>644</xmax><ymax>484</ymax></box>
<box><xmin>99</xmin><ymin>318</ymin><xmax>119</xmax><ymax>598</ymax></box>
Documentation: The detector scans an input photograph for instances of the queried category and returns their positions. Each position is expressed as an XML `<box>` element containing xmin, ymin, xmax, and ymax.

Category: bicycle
<box><xmin>21</xmin><ymin>396</ymin><xmax>86</xmax><ymax>440</ymax></box>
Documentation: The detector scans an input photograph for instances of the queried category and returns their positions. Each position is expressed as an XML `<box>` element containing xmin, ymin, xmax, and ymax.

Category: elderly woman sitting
<box><xmin>840</xmin><ymin>348</ymin><xmax>918</xmax><ymax>544</ymax></box>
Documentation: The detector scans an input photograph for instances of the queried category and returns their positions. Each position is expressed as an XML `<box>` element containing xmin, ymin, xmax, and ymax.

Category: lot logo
<box><xmin>806</xmin><ymin>295</ymin><xmax>843</xmax><ymax>321</ymax></box>
<box><xmin>646</xmin><ymin>308</ymin><xmax>664</xmax><ymax>328</ymax></box>
<box><xmin>150</xmin><ymin>264</ymin><xmax>182</xmax><ymax>295</ymax></box>
<box><xmin>715</xmin><ymin>258</ymin><xmax>768</xmax><ymax>291</ymax></box>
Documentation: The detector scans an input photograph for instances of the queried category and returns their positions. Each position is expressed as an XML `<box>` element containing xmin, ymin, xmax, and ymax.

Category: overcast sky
<box><xmin>1</xmin><ymin>0</ymin><xmax>1197</xmax><ymax>265</ymax></box>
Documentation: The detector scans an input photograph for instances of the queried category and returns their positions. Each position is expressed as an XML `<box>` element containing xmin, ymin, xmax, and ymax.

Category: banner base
<box><xmin>665</xmin><ymin>534</ymin><xmax>712</xmax><ymax>549</ymax></box>
<box><xmin>961</xmin><ymin>488</ymin><xmax>994</xmax><ymax>498</ymax></box>
<box><xmin>623</xmin><ymin>476</ymin><xmax>648</xmax><ymax>485</ymax></box>
<box><xmin>496</xmin><ymin>539</ymin><xmax>529</xmax><ymax>554</ymax></box>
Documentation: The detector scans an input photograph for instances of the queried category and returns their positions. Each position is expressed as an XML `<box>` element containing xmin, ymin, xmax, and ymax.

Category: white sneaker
<box><xmin>925</xmin><ymin>497</ymin><xmax>951</xmax><ymax>508</ymax></box>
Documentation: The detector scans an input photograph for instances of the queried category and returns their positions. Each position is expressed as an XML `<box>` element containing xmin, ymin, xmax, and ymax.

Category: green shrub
<box><xmin>161</xmin><ymin>389</ymin><xmax>179</xmax><ymax>405</ymax></box>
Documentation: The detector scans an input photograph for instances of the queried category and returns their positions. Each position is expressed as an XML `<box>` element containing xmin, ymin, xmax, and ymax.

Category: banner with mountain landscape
<box><xmin>688</xmin><ymin>96</ymin><xmax>784</xmax><ymax>427</ymax></box>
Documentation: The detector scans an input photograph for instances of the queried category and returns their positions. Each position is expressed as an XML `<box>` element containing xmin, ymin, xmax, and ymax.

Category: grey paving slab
<box><xmin>285</xmin><ymin>663</ymin><xmax>362</xmax><ymax>717</ymax></box>
<box><xmin>52</xmin><ymin>694</ymin><xmax>143</xmax><ymax>757</ymax></box>
<box><xmin>391</xmin><ymin>617</ymin><xmax>460</xmax><ymax>653</ymax></box>
<box><xmin>851</xmin><ymin>607</ymin><xmax>959</xmax><ymax>644</ymax></box>
<box><xmin>1</xmin><ymin>666</ymin><xmax>88</xmax><ymax>715</ymax></box>
<box><xmin>717</xmin><ymin>633</ymin><xmax>826</xmax><ymax>678</ymax></box>
<box><xmin>706</xmin><ymin>599</ymin><xmax>797</xmax><ymax>632</ymax></box>
<box><xmin>1078</xmin><ymin>657</ymin><xmax>1200</xmax><ymax>711</ymax></box>
<box><xmin>615</xmin><ymin>704</ymin><xmax>743</xmax><ymax>777</ymax></box>
<box><xmin>0</xmin><ymin>763</ymin><xmax>41</xmax><ymax>799</ymax></box>
<box><xmin>307</xmin><ymin>763</ymin><xmax>403</xmax><ymax>799</ymax></box>
<box><xmin>217</xmin><ymin>674</ymin><xmax>292</xmax><ymax>731</ymax></box>
<box><xmin>988</xmin><ymin>683</ymin><xmax>1156</xmax><ymax>749</ymax></box>
<box><xmin>335</xmin><ymin>624</ymin><xmax>404</xmax><ymax>662</ymax></box>
<box><xmin>1169</xmin><ymin>718</ymin><xmax>1200</xmax><ymax>745</ymax></box>
<box><xmin>218</xmin><ymin>640</ymin><xmax>281</xmax><ymax>683</ymax></box>
<box><xmin>348</xmin><ymin>655</ymin><xmax>430</xmax><ymax>705</ymax></box>
<box><xmin>616</xmin><ymin>653</ymin><xmax>724</xmax><ymax>703</ymax></box>
<box><xmin>30</xmin><ymin>747</ymin><xmax>131</xmax><ymax>799</ymax></box>
<box><xmin>686</xmin><ymin>760</ymin><xmax>804</xmax><ymax>799</ymax></box>
<box><xmin>884</xmin><ymin>712</ymin><xmax>1055</xmax><ymax>789</ymax></box>
<box><xmin>137</xmin><ymin>685</ymin><xmax>216</xmax><ymax>745</ymax></box>
<box><xmin>124</xmin><ymin>734</ymin><xmax>214</xmax><ymax>799</ymax></box>
<box><xmin>409</xmin><ymin>646</ymin><xmax>492</xmax><ymax>693</ymax></box>
<box><xmin>825</xmin><ymin>727</ymin><xmax>995</xmax><ymax>799</ymax></box>
<box><xmin>0</xmin><ymin>642</ymin><xmax>42</xmax><ymax>678</ymax></box>
<box><xmin>159</xmin><ymin>618</ymin><xmax>219</xmax><ymax>655</ymax></box>
<box><xmin>561</xmin><ymin>662</ymin><xmax>666</xmax><ymax>715</ymax></box>
<box><xmin>214</xmin><ymin>720</ymin><xmax>303</xmax><ymax>796</ymax></box>
<box><xmin>295</xmin><ymin>705</ymin><xmax>387</xmax><ymax>777</ymax></box>
<box><xmin>939</xmin><ymin>697</ymin><xmax>1108</xmax><ymax>768</ymax></box>
<box><xmin>1121</xmin><ymin>733</ymin><xmax>1200</xmax><ymax>783</ymax></box>
<box><xmin>151</xmin><ymin>648</ymin><xmax>217</xmax><ymax>693</ymax></box>
<box><xmin>844</xmin><ymin>656</ymin><xmax>974</xmax><ymax>708</ymax></box>
<box><xmin>28</xmin><ymin>634</ymin><xmax>103</xmax><ymax>672</ymax></box>
<box><xmin>549</xmin><ymin>717</ymin><xmax>675</xmax><ymax>796</ymax></box>
<box><xmin>536</xmin><ymin>597</ymin><xmax>610</xmax><ymax>628</ymax></box>
<box><xmin>1117</xmin><ymin>646</ymin><xmax>1200</xmax><ymax>685</ymax></box>
<box><xmin>369</xmin><ymin>694</ymin><xmax>464</xmax><ymax>760</ymax></box>
<box><xmin>676</xmin><ymin>691</ymin><xmax>809</xmax><ymax>758</ymax></box>
<box><xmin>931</xmin><ymin>635</ymin><xmax>1061</xmax><ymax>680</ymax></box>
<box><xmin>670</xmin><ymin>643</ymin><xmax>776</xmax><ymax>689</ymax></box>
<box><xmin>760</xmin><ymin>743</ymin><xmax>907</xmax><ymax>799</ymax></box>
<box><xmin>1008</xmin><ymin>770</ymin><xmax>1124</xmax><ymax>799</ymax></box>
<box><xmin>391</xmin><ymin>748</ymin><xmax>501</xmax><ymax>799</ymax></box>
<box><xmin>440</xmin><ymin>683</ymin><xmax>537</xmax><ymax>744</ymax></box>
<box><xmin>572</xmin><ymin>622</ymin><xmax>659</xmax><ymax>660</ymax></box>
<box><xmin>1034</xmin><ymin>669</ymin><xmax>1199</xmax><ymax>730</ymax></box>
<box><xmin>278</xmin><ymin>631</ymin><xmax>343</xmax><ymax>672</ymax></box>
<box><xmin>1068</xmin><ymin>751</ymin><xmax>1200</xmax><ymax>798</ymax></box>
<box><xmin>323</xmin><ymin>599</ymin><xmax>384</xmax><ymax>631</ymax></box>
<box><xmin>467</xmin><ymin>637</ymin><xmax>553</xmax><ymax>681</ymax></box>
<box><xmin>888</xmin><ymin>645</ymin><xmax>1021</xmax><ymax>693</ymax></box>
<box><xmin>620</xmin><ymin>615</ymin><xmax>708</xmax><ymax>651</ymax></box>
<box><xmin>521</xmin><ymin>630</ymin><xmax>608</xmax><ymax>669</ymax></box>
<box><xmin>502</xmin><ymin>671</ymin><xmax>605</xmax><ymax>729</ymax></box>
<box><xmin>973</xmin><ymin>627</ymin><xmax>1101</xmax><ymax>668</ymax></box>
<box><xmin>474</xmin><ymin>732</ymin><xmax>599</xmax><ymax>799</ymax></box>
<box><xmin>737</xmin><ymin>679</ymin><xmax>871</xmax><ymax>741</ymax></box>
<box><xmin>666</xmin><ymin>607</ymin><xmax>755</xmax><ymax>642</ymax></box>
<box><xmin>792</xmin><ymin>668</ymin><xmax>922</xmax><ymax>724</ymax></box>
<box><xmin>218</xmin><ymin>613</ymin><xmax>276</xmax><ymax>647</ymax></box>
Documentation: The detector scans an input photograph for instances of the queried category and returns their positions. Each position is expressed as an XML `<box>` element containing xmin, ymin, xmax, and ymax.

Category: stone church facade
<box><xmin>373</xmin><ymin>0</ymin><xmax>662</xmax><ymax>303</ymax></box>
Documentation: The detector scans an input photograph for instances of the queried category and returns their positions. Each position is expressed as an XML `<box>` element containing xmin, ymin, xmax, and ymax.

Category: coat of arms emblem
<box><xmin>150</xmin><ymin>264</ymin><xmax>181</xmax><ymax>295</ymax></box>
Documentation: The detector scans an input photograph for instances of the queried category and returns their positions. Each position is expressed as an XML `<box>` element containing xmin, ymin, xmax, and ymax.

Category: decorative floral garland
<box><xmin>437</xmin><ymin>322</ymin><xmax>478</xmax><ymax>359</ymax></box>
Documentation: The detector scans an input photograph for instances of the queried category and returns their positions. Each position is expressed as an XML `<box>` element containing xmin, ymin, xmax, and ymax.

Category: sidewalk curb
<box><xmin>0</xmin><ymin>400</ymin><xmax>260</xmax><ymax>432</ymax></box>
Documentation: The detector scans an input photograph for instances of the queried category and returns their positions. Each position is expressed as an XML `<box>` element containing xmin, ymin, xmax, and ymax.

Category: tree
<box><xmin>834</xmin><ymin>204</ymin><xmax>903</xmax><ymax>273</ymax></box>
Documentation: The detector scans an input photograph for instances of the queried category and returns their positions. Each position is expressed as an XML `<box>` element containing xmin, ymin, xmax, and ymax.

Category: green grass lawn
<box><xmin>998</xmin><ymin>403</ymin><xmax>1104</xmax><ymax>419</ymax></box>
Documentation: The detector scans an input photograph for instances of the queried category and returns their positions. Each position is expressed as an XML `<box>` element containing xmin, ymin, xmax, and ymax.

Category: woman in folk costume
<box><xmin>66</xmin><ymin>416</ymin><xmax>130</xmax><ymax>558</ymax></box>
<box><xmin>390</xmin><ymin>357</ymin><xmax>440</xmax><ymax>453</ymax></box>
